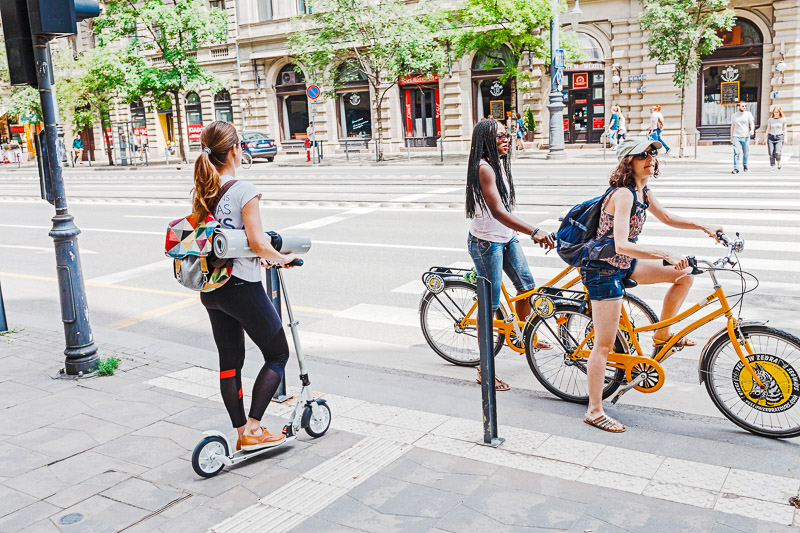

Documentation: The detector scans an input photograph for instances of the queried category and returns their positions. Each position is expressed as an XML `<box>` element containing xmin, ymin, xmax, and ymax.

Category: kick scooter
<box><xmin>191</xmin><ymin>260</ymin><xmax>332</xmax><ymax>478</ymax></box>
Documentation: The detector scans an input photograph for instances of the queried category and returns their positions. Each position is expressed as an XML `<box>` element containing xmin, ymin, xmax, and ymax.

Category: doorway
<box><xmin>562</xmin><ymin>71</ymin><xmax>604</xmax><ymax>144</ymax></box>
<box><xmin>402</xmin><ymin>86</ymin><xmax>439</xmax><ymax>147</ymax></box>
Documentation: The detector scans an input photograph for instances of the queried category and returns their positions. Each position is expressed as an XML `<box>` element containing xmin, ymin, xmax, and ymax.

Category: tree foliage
<box><xmin>94</xmin><ymin>0</ymin><xmax>228</xmax><ymax>162</ymax></box>
<box><xmin>639</xmin><ymin>0</ymin><xmax>734</xmax><ymax>156</ymax></box>
<box><xmin>290</xmin><ymin>0</ymin><xmax>449</xmax><ymax>160</ymax></box>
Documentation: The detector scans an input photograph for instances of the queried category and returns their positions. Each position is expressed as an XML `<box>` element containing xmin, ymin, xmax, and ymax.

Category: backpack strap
<box><xmin>210</xmin><ymin>179</ymin><xmax>238</xmax><ymax>214</ymax></box>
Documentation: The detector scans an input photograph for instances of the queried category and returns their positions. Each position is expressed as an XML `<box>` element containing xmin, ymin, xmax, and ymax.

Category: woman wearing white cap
<box><xmin>581</xmin><ymin>137</ymin><xmax>722</xmax><ymax>433</ymax></box>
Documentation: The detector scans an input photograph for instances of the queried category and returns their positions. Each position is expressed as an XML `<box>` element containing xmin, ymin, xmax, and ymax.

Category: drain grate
<box><xmin>59</xmin><ymin>513</ymin><xmax>84</xmax><ymax>525</ymax></box>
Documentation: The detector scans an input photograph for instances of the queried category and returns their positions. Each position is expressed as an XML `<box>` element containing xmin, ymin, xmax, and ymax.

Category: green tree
<box><xmin>290</xmin><ymin>0</ymin><xmax>448</xmax><ymax>161</ymax></box>
<box><xmin>450</xmin><ymin>0</ymin><xmax>583</xmax><ymax>113</ymax></box>
<box><xmin>639</xmin><ymin>0</ymin><xmax>734</xmax><ymax>157</ymax></box>
<box><xmin>94</xmin><ymin>0</ymin><xmax>227</xmax><ymax>163</ymax></box>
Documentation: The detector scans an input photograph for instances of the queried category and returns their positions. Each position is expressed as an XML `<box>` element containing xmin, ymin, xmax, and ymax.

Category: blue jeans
<box><xmin>580</xmin><ymin>260</ymin><xmax>638</xmax><ymax>301</ymax></box>
<box><xmin>733</xmin><ymin>136</ymin><xmax>750</xmax><ymax>170</ymax></box>
<box><xmin>648</xmin><ymin>128</ymin><xmax>670</xmax><ymax>152</ymax></box>
<box><xmin>467</xmin><ymin>234</ymin><xmax>536</xmax><ymax>311</ymax></box>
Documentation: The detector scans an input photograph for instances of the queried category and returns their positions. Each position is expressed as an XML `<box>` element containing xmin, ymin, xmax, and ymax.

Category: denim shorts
<box><xmin>580</xmin><ymin>259</ymin><xmax>637</xmax><ymax>301</ymax></box>
<box><xmin>467</xmin><ymin>233</ymin><xmax>536</xmax><ymax>310</ymax></box>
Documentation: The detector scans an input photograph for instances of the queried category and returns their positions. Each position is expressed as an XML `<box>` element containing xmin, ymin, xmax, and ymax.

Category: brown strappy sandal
<box><xmin>653</xmin><ymin>334</ymin><xmax>696</xmax><ymax>348</ymax></box>
<box><xmin>476</xmin><ymin>371</ymin><xmax>511</xmax><ymax>391</ymax></box>
<box><xmin>584</xmin><ymin>414</ymin><xmax>626</xmax><ymax>433</ymax></box>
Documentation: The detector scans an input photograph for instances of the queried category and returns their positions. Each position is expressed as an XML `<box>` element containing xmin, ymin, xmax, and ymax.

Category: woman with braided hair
<box><xmin>466</xmin><ymin>119</ymin><xmax>555</xmax><ymax>391</ymax></box>
<box><xmin>194</xmin><ymin>121</ymin><xmax>298</xmax><ymax>451</ymax></box>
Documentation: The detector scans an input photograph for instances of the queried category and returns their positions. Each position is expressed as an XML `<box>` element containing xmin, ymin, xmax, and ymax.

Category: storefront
<box><xmin>130</xmin><ymin>99</ymin><xmax>148</xmax><ymax>147</ymax></box>
<box><xmin>214</xmin><ymin>90</ymin><xmax>234</xmax><ymax>123</ymax></box>
<box><xmin>561</xmin><ymin>34</ymin><xmax>605</xmax><ymax>144</ymax></box>
<box><xmin>697</xmin><ymin>19</ymin><xmax>763</xmax><ymax>140</ymax></box>
<box><xmin>472</xmin><ymin>47</ymin><xmax>515</xmax><ymax>124</ymax></box>
<box><xmin>336</xmin><ymin>62</ymin><xmax>372</xmax><ymax>141</ymax></box>
<box><xmin>185</xmin><ymin>92</ymin><xmax>203</xmax><ymax>147</ymax></box>
<box><xmin>400</xmin><ymin>73</ymin><xmax>440</xmax><ymax>147</ymax></box>
<box><xmin>275</xmin><ymin>64</ymin><xmax>309</xmax><ymax>142</ymax></box>
<box><xmin>157</xmin><ymin>99</ymin><xmax>175</xmax><ymax>144</ymax></box>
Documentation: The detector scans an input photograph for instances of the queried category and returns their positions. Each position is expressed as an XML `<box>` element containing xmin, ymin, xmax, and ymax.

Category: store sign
<box><xmin>574</xmin><ymin>99</ymin><xmax>587</xmax><ymax>104</ymax></box>
<box><xmin>721</xmin><ymin>66</ymin><xmax>740</xmax><ymax>82</ymax></box>
<box><xmin>188</xmin><ymin>124</ymin><xmax>203</xmax><ymax>141</ymax></box>
<box><xmin>563</xmin><ymin>119</ymin><xmax>569</xmax><ymax>130</ymax></box>
<box><xmin>655</xmin><ymin>63</ymin><xmax>676</xmax><ymax>75</ymax></box>
<box><xmin>348</xmin><ymin>93</ymin><xmax>361</xmax><ymax>106</ymax></box>
<box><xmin>489</xmin><ymin>81</ymin><xmax>504</xmax><ymax>97</ymax></box>
<box><xmin>398</xmin><ymin>73</ymin><xmax>439</xmax><ymax>85</ymax></box>
<box><xmin>405</xmin><ymin>90</ymin><xmax>413</xmax><ymax>138</ymax></box>
<box><xmin>10</xmin><ymin>126</ymin><xmax>24</xmax><ymax>134</ymax></box>
<box><xmin>593</xmin><ymin>118</ymin><xmax>605</xmax><ymax>129</ymax></box>
<box><xmin>566</xmin><ymin>63</ymin><xmax>603</xmax><ymax>72</ymax></box>
<box><xmin>105</xmin><ymin>128</ymin><xmax>113</xmax><ymax>145</ymax></box>
<box><xmin>490</xmin><ymin>100</ymin><xmax>504</xmax><ymax>119</ymax></box>
<box><xmin>573</xmin><ymin>73</ymin><xmax>588</xmax><ymax>89</ymax></box>
<box><xmin>721</xmin><ymin>81</ymin><xmax>740</xmax><ymax>105</ymax></box>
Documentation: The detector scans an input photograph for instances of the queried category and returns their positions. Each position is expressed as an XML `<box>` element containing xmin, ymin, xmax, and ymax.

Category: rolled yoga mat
<box><xmin>212</xmin><ymin>228</ymin><xmax>311</xmax><ymax>258</ymax></box>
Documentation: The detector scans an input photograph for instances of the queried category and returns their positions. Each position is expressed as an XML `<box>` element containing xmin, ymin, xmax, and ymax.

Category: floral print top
<box><xmin>596</xmin><ymin>187</ymin><xmax>649</xmax><ymax>269</ymax></box>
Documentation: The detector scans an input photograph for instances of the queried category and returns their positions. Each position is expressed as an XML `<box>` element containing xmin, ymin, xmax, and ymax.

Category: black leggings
<box><xmin>200</xmin><ymin>276</ymin><xmax>290</xmax><ymax>428</ymax></box>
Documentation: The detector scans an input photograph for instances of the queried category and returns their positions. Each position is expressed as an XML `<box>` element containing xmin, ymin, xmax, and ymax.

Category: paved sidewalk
<box><xmin>1</xmin><ymin>320</ymin><xmax>799</xmax><ymax>532</ymax></box>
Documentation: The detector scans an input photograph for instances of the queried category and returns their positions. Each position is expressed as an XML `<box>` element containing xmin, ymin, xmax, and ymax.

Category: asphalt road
<box><xmin>2</xmin><ymin>161</ymin><xmax>800</xmax><ymax>521</ymax></box>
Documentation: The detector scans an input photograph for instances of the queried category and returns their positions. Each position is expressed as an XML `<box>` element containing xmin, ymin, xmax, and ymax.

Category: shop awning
<box><xmin>249</xmin><ymin>50</ymin><xmax>290</xmax><ymax>60</ymax></box>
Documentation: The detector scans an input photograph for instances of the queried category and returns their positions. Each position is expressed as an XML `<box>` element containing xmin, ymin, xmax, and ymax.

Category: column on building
<box><xmin>441</xmin><ymin>56</ymin><xmax>471</xmax><ymax>151</ymax></box>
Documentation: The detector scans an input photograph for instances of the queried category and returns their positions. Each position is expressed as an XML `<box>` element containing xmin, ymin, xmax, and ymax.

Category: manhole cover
<box><xmin>60</xmin><ymin>513</ymin><xmax>84</xmax><ymax>525</ymax></box>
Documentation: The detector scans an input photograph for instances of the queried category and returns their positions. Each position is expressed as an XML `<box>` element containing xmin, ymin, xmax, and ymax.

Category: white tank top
<box><xmin>469</xmin><ymin>160</ymin><xmax>515</xmax><ymax>243</ymax></box>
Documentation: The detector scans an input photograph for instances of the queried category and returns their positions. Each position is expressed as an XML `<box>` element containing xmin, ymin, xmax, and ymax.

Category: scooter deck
<box><xmin>229</xmin><ymin>435</ymin><xmax>297</xmax><ymax>464</ymax></box>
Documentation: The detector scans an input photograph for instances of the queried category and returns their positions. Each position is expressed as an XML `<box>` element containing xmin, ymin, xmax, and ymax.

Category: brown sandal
<box><xmin>476</xmin><ymin>372</ymin><xmax>510</xmax><ymax>391</ymax></box>
<box><xmin>653</xmin><ymin>335</ymin><xmax>696</xmax><ymax>348</ymax></box>
<box><xmin>584</xmin><ymin>414</ymin><xmax>626</xmax><ymax>433</ymax></box>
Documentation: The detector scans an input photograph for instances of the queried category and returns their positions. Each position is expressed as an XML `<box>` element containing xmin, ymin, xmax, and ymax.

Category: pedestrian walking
<box><xmin>164</xmin><ymin>140</ymin><xmax>174</xmax><ymax>165</ymax></box>
<box><xmin>72</xmin><ymin>133</ymin><xmax>84</xmax><ymax>165</ymax></box>
<box><xmin>764</xmin><ymin>105</ymin><xmax>787</xmax><ymax>172</ymax></box>
<box><xmin>605</xmin><ymin>105</ymin><xmax>626</xmax><ymax>147</ymax></box>
<box><xmin>580</xmin><ymin>137</ymin><xmax>722</xmax><ymax>433</ymax></box>
<box><xmin>514</xmin><ymin>112</ymin><xmax>526</xmax><ymax>152</ymax></box>
<box><xmin>647</xmin><ymin>105</ymin><xmax>670</xmax><ymax>154</ymax></box>
<box><xmin>466</xmin><ymin>118</ymin><xmax>555</xmax><ymax>391</ymax></box>
<box><xmin>194</xmin><ymin>120</ymin><xmax>299</xmax><ymax>451</ymax></box>
<box><xmin>730</xmin><ymin>101</ymin><xmax>755</xmax><ymax>174</ymax></box>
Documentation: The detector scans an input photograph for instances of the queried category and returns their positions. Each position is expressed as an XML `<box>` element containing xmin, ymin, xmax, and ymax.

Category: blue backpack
<box><xmin>556</xmin><ymin>186</ymin><xmax>638</xmax><ymax>267</ymax></box>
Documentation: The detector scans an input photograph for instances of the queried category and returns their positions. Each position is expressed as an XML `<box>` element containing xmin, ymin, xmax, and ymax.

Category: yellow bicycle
<box><xmin>523</xmin><ymin>233</ymin><xmax>800</xmax><ymax>438</ymax></box>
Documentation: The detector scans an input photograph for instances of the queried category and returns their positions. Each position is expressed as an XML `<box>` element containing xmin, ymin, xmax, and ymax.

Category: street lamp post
<box><xmin>546</xmin><ymin>0</ymin><xmax>566</xmax><ymax>159</ymax></box>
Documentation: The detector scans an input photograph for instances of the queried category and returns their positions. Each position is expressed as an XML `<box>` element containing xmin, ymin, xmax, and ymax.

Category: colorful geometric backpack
<box><xmin>165</xmin><ymin>180</ymin><xmax>237</xmax><ymax>292</ymax></box>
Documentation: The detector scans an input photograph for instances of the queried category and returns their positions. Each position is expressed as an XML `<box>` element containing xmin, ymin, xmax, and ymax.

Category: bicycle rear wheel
<box><xmin>704</xmin><ymin>325</ymin><xmax>800</xmax><ymax>438</ymax></box>
<box><xmin>419</xmin><ymin>280</ymin><xmax>505</xmax><ymax>367</ymax></box>
<box><xmin>525</xmin><ymin>302</ymin><xmax>626</xmax><ymax>403</ymax></box>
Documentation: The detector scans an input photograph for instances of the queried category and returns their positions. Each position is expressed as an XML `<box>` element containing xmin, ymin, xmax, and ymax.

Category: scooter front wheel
<box><xmin>303</xmin><ymin>400</ymin><xmax>332</xmax><ymax>438</ymax></box>
<box><xmin>192</xmin><ymin>436</ymin><xmax>229</xmax><ymax>478</ymax></box>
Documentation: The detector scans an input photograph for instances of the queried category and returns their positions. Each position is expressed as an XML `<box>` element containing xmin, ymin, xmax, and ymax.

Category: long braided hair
<box><xmin>466</xmin><ymin>119</ymin><xmax>515</xmax><ymax>218</ymax></box>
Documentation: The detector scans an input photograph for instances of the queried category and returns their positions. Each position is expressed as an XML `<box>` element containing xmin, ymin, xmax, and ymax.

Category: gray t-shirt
<box><xmin>215</xmin><ymin>175</ymin><xmax>262</xmax><ymax>282</ymax></box>
<box><xmin>731</xmin><ymin>111</ymin><xmax>754</xmax><ymax>138</ymax></box>
<box><xmin>768</xmin><ymin>117</ymin><xmax>786</xmax><ymax>135</ymax></box>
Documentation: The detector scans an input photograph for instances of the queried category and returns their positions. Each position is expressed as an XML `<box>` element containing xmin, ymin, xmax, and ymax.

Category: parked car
<box><xmin>240</xmin><ymin>131</ymin><xmax>278</xmax><ymax>163</ymax></box>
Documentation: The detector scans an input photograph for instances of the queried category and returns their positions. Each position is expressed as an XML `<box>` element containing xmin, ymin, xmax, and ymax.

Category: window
<box><xmin>185</xmin><ymin>92</ymin><xmax>203</xmax><ymax>146</ymax></box>
<box><xmin>209</xmin><ymin>0</ymin><xmax>224</xmax><ymax>9</ymax></box>
<box><xmin>297</xmin><ymin>0</ymin><xmax>312</xmax><ymax>15</ymax></box>
<box><xmin>241</xmin><ymin>132</ymin><xmax>269</xmax><ymax>141</ymax></box>
<box><xmin>276</xmin><ymin>65</ymin><xmax>309</xmax><ymax>140</ymax></box>
<box><xmin>214</xmin><ymin>90</ymin><xmax>234</xmax><ymax>123</ymax></box>
<box><xmin>718</xmin><ymin>20</ymin><xmax>763</xmax><ymax>47</ymax></box>
<box><xmin>257</xmin><ymin>0</ymin><xmax>273</xmax><ymax>21</ymax></box>
<box><xmin>577</xmin><ymin>33</ymin><xmax>604</xmax><ymax>62</ymax></box>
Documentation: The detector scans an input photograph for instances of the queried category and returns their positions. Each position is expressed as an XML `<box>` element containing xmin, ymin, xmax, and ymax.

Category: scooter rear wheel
<box><xmin>192</xmin><ymin>436</ymin><xmax>229</xmax><ymax>478</ymax></box>
<box><xmin>304</xmin><ymin>400</ymin><xmax>332</xmax><ymax>438</ymax></box>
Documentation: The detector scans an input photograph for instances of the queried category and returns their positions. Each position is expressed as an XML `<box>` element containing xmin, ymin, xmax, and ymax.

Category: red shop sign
<box><xmin>563</xmin><ymin>119</ymin><xmax>569</xmax><ymax>130</ymax></box>
<box><xmin>593</xmin><ymin>118</ymin><xmax>605</xmax><ymax>129</ymax></box>
<box><xmin>398</xmin><ymin>73</ymin><xmax>439</xmax><ymax>85</ymax></box>
<box><xmin>574</xmin><ymin>99</ymin><xmax>588</xmax><ymax>104</ymax></box>
<box><xmin>188</xmin><ymin>123</ymin><xmax>203</xmax><ymax>141</ymax></box>
<box><xmin>573</xmin><ymin>72</ymin><xmax>588</xmax><ymax>89</ymax></box>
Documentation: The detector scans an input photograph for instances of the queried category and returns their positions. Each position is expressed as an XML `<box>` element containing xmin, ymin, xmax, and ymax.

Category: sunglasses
<box><xmin>496</xmin><ymin>132</ymin><xmax>509</xmax><ymax>141</ymax></box>
<box><xmin>634</xmin><ymin>148</ymin><xmax>659</xmax><ymax>160</ymax></box>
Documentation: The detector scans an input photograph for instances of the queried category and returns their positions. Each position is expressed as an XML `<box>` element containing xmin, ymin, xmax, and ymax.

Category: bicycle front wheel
<box><xmin>419</xmin><ymin>280</ymin><xmax>505</xmax><ymax>367</ymax></box>
<box><xmin>704</xmin><ymin>325</ymin><xmax>800</xmax><ymax>438</ymax></box>
<box><xmin>525</xmin><ymin>302</ymin><xmax>626</xmax><ymax>403</ymax></box>
<box><xmin>241</xmin><ymin>152</ymin><xmax>253</xmax><ymax>169</ymax></box>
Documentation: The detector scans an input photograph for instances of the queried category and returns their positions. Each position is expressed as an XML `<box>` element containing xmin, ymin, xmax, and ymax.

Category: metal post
<box><xmin>406</xmin><ymin>138</ymin><xmax>410</xmax><ymax>161</ymax></box>
<box><xmin>440</xmin><ymin>136</ymin><xmax>444</xmax><ymax>162</ymax></box>
<box><xmin>602</xmin><ymin>132</ymin><xmax>606</xmax><ymax>160</ymax></box>
<box><xmin>33</xmin><ymin>35</ymin><xmax>98</xmax><ymax>375</ymax></box>
<box><xmin>375</xmin><ymin>139</ymin><xmax>379</xmax><ymax>162</ymax></box>
<box><xmin>318</xmin><ymin>140</ymin><xmax>323</xmax><ymax>163</ymax></box>
<box><xmin>694</xmin><ymin>132</ymin><xmax>698</xmax><ymax>160</ymax></box>
<box><xmin>0</xmin><ymin>280</ymin><xmax>8</xmax><ymax>334</ymax></box>
<box><xmin>547</xmin><ymin>0</ymin><xmax>567</xmax><ymax>160</ymax></box>
<box><xmin>476</xmin><ymin>276</ymin><xmax>503</xmax><ymax>447</ymax></box>
<box><xmin>345</xmin><ymin>140</ymin><xmax>349</xmax><ymax>161</ymax></box>
<box><xmin>264</xmin><ymin>266</ymin><xmax>290</xmax><ymax>402</ymax></box>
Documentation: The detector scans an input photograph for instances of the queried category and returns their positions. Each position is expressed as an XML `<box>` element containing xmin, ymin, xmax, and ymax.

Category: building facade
<box><xmin>87</xmin><ymin>0</ymin><xmax>797</xmax><ymax>160</ymax></box>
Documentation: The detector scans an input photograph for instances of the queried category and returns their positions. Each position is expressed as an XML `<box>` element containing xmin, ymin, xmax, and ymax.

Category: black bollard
<box><xmin>0</xmin><ymin>280</ymin><xmax>8</xmax><ymax>334</ymax></box>
<box><xmin>477</xmin><ymin>276</ymin><xmax>503</xmax><ymax>447</ymax></box>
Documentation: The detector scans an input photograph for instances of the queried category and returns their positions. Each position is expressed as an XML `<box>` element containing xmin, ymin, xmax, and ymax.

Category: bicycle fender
<box><xmin>697</xmin><ymin>320</ymin><xmax>768</xmax><ymax>384</ymax></box>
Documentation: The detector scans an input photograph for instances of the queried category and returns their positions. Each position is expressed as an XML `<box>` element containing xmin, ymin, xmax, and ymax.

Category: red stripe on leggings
<box><xmin>220</xmin><ymin>369</ymin><xmax>236</xmax><ymax>379</ymax></box>
<box><xmin>238</xmin><ymin>387</ymin><xmax>243</xmax><ymax>399</ymax></box>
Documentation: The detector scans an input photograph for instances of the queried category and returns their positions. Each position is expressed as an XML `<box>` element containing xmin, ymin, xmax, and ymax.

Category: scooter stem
<box><xmin>276</xmin><ymin>268</ymin><xmax>308</xmax><ymax>376</ymax></box>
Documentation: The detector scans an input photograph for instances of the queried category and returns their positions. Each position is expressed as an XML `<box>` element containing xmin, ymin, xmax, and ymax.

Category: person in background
<box><xmin>165</xmin><ymin>139</ymin><xmax>174</xmax><ymax>165</ymax></box>
<box><xmin>606</xmin><ymin>105</ymin><xmax>625</xmax><ymax>147</ymax></box>
<box><xmin>730</xmin><ymin>101</ymin><xmax>755</xmax><ymax>174</ymax></box>
<box><xmin>514</xmin><ymin>112</ymin><xmax>526</xmax><ymax>152</ymax></box>
<box><xmin>764</xmin><ymin>105</ymin><xmax>787</xmax><ymax>172</ymax></box>
<box><xmin>72</xmin><ymin>133</ymin><xmax>84</xmax><ymax>165</ymax></box>
<box><xmin>647</xmin><ymin>105</ymin><xmax>670</xmax><ymax>155</ymax></box>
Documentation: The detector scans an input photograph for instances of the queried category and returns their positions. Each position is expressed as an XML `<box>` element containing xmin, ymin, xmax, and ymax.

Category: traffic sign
<box><xmin>306</xmin><ymin>85</ymin><xmax>320</xmax><ymax>99</ymax></box>
<box><xmin>555</xmin><ymin>68</ymin><xmax>563</xmax><ymax>85</ymax></box>
<box><xmin>554</xmin><ymin>49</ymin><xmax>565</xmax><ymax>69</ymax></box>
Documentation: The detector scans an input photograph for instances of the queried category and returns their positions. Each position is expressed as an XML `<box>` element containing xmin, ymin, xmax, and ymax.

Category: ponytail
<box><xmin>191</xmin><ymin>120</ymin><xmax>239</xmax><ymax>220</ymax></box>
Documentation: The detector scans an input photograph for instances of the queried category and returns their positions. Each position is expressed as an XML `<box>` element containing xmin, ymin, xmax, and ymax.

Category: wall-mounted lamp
<box><xmin>569</xmin><ymin>0</ymin><xmax>582</xmax><ymax>14</ymax></box>
<box><xmin>611</xmin><ymin>64</ymin><xmax>622</xmax><ymax>93</ymax></box>
<box><xmin>777</xmin><ymin>41</ymin><xmax>787</xmax><ymax>84</ymax></box>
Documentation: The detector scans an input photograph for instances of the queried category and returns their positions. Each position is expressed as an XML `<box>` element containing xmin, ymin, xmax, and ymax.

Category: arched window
<box><xmin>276</xmin><ymin>64</ymin><xmax>308</xmax><ymax>141</ymax></box>
<box><xmin>471</xmin><ymin>46</ymin><xmax>515</xmax><ymax>124</ymax></box>
<box><xmin>214</xmin><ymin>90</ymin><xmax>233</xmax><ymax>123</ymax></box>
<box><xmin>719</xmin><ymin>19</ymin><xmax>763</xmax><ymax>47</ymax></box>
<box><xmin>577</xmin><ymin>33</ymin><xmax>604</xmax><ymax>62</ymax></box>
<box><xmin>185</xmin><ymin>92</ymin><xmax>203</xmax><ymax>146</ymax></box>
